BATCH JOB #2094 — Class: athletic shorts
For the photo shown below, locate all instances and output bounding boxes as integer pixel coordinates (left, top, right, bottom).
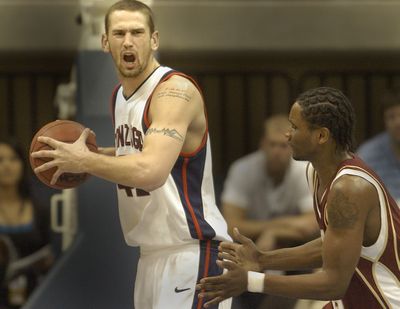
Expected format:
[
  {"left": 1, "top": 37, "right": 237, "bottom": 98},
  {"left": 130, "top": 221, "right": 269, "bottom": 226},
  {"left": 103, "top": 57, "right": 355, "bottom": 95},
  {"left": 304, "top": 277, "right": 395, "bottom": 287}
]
[{"left": 134, "top": 240, "right": 232, "bottom": 309}]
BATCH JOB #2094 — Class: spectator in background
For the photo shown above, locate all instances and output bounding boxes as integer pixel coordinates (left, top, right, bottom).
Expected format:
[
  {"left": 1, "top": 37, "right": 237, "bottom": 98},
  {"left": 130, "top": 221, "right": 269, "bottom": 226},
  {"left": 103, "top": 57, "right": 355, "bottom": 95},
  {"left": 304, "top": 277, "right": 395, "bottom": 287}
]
[
  {"left": 0, "top": 139, "right": 53, "bottom": 309},
  {"left": 221, "top": 115, "right": 318, "bottom": 309},
  {"left": 357, "top": 89, "right": 400, "bottom": 204}
]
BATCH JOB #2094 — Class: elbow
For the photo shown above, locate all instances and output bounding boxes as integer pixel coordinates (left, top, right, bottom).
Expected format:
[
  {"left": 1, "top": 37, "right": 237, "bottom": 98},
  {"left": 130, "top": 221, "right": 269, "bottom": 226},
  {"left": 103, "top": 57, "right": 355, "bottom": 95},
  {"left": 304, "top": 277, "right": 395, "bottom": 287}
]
[
  {"left": 132, "top": 162, "right": 169, "bottom": 192},
  {"left": 317, "top": 276, "right": 350, "bottom": 300},
  {"left": 320, "top": 287, "right": 347, "bottom": 301},
  {"left": 141, "top": 177, "right": 167, "bottom": 192}
]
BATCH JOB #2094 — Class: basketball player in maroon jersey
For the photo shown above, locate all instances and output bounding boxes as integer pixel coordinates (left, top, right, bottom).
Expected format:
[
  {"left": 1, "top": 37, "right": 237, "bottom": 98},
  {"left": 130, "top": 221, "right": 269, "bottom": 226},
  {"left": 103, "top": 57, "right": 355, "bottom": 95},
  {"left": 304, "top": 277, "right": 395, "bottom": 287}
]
[{"left": 197, "top": 87, "right": 400, "bottom": 309}]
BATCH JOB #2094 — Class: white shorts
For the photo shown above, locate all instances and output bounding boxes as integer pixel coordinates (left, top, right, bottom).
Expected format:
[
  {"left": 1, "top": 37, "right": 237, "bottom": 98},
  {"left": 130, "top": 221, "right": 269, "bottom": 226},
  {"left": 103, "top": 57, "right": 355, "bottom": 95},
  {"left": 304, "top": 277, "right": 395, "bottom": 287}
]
[{"left": 134, "top": 240, "right": 232, "bottom": 309}]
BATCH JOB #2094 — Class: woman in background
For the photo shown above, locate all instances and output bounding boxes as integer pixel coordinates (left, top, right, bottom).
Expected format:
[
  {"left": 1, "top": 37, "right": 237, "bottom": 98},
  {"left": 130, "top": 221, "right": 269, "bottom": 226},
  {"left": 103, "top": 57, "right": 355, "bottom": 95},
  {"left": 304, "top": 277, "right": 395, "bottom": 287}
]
[{"left": 0, "top": 139, "right": 52, "bottom": 309}]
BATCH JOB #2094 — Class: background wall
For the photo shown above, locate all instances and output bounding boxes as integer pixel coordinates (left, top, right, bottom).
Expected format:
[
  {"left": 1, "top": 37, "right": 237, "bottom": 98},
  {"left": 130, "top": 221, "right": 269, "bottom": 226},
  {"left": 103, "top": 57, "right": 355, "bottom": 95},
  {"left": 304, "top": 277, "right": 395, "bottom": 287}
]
[{"left": 2, "top": 1, "right": 400, "bottom": 177}]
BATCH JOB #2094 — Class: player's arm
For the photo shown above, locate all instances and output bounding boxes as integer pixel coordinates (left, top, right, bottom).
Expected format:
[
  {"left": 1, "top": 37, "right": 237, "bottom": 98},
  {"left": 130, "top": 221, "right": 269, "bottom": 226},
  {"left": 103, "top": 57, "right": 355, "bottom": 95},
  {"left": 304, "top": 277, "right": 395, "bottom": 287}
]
[
  {"left": 217, "top": 228, "right": 322, "bottom": 273},
  {"left": 222, "top": 203, "right": 270, "bottom": 239},
  {"left": 198, "top": 175, "right": 376, "bottom": 305},
  {"left": 224, "top": 204, "right": 317, "bottom": 247},
  {"left": 31, "top": 76, "right": 202, "bottom": 190},
  {"left": 256, "top": 211, "right": 318, "bottom": 249},
  {"left": 258, "top": 175, "right": 374, "bottom": 299}
]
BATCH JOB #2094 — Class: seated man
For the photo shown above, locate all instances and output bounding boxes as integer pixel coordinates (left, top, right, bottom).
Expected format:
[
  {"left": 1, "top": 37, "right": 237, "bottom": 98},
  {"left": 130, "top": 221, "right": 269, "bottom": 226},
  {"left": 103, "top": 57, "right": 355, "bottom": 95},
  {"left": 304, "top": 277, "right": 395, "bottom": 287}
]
[
  {"left": 357, "top": 88, "right": 400, "bottom": 203},
  {"left": 221, "top": 115, "right": 318, "bottom": 309},
  {"left": 221, "top": 115, "right": 317, "bottom": 251}
]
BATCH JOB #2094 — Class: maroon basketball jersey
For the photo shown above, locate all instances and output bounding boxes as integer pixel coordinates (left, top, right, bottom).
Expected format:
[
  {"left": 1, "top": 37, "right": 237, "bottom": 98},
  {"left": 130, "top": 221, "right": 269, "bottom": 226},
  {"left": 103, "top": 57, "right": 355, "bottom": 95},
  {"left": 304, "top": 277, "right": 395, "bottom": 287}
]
[{"left": 306, "top": 156, "right": 400, "bottom": 309}]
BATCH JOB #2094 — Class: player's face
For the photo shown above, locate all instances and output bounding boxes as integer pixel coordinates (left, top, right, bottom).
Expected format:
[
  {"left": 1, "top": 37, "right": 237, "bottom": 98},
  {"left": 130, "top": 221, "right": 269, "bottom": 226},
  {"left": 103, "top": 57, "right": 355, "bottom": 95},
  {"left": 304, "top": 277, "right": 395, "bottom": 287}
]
[
  {"left": 262, "top": 130, "right": 292, "bottom": 173},
  {"left": 286, "top": 102, "right": 319, "bottom": 161},
  {"left": 384, "top": 104, "right": 400, "bottom": 144},
  {"left": 0, "top": 144, "right": 23, "bottom": 187},
  {"left": 102, "top": 10, "right": 159, "bottom": 78}
]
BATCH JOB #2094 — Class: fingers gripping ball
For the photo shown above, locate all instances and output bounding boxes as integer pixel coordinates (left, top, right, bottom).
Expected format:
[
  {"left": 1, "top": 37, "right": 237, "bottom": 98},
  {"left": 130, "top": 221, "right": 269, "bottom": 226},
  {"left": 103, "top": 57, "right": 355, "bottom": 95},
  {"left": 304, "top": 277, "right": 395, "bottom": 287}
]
[{"left": 29, "top": 120, "right": 97, "bottom": 189}]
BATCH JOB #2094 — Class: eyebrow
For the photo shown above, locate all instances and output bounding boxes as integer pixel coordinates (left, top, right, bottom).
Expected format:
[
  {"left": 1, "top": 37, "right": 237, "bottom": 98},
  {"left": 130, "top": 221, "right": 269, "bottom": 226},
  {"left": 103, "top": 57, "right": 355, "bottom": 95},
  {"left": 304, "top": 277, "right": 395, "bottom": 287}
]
[{"left": 112, "top": 27, "right": 145, "bottom": 32}]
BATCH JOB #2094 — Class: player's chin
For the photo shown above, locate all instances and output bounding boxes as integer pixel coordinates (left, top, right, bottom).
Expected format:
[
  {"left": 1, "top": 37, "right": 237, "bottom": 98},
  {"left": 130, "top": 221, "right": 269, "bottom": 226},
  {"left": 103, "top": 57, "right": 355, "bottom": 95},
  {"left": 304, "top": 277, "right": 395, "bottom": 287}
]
[
  {"left": 291, "top": 152, "right": 306, "bottom": 161},
  {"left": 120, "top": 67, "right": 140, "bottom": 78}
]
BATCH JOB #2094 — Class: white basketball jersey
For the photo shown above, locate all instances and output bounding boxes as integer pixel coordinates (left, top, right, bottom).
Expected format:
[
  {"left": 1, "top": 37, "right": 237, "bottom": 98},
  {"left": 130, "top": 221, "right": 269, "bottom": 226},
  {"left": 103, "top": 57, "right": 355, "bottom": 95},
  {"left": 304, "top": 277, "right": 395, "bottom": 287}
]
[{"left": 111, "top": 66, "right": 231, "bottom": 249}]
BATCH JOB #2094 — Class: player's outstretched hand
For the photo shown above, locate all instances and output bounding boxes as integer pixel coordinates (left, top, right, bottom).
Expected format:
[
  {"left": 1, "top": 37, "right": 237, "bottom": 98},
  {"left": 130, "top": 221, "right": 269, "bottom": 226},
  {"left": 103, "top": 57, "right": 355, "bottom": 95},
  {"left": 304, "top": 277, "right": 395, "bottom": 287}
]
[
  {"left": 196, "top": 259, "right": 247, "bottom": 308},
  {"left": 219, "top": 227, "right": 263, "bottom": 272}
]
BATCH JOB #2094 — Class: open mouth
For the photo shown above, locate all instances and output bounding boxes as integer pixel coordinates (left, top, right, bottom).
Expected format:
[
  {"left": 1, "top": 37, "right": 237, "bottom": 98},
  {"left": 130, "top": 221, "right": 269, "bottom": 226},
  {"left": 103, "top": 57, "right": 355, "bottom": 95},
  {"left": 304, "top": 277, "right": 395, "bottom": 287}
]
[{"left": 122, "top": 52, "right": 136, "bottom": 64}]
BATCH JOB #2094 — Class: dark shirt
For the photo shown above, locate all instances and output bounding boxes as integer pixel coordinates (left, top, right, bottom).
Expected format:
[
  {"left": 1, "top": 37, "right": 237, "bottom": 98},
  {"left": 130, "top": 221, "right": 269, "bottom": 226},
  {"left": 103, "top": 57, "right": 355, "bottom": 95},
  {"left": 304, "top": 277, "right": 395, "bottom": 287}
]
[{"left": 0, "top": 200, "right": 49, "bottom": 308}]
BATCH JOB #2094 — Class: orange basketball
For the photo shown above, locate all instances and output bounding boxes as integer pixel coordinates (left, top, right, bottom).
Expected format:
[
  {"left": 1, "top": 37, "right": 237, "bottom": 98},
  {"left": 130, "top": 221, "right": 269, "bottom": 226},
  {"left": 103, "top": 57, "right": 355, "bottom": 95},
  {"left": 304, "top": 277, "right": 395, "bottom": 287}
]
[{"left": 29, "top": 120, "right": 97, "bottom": 189}]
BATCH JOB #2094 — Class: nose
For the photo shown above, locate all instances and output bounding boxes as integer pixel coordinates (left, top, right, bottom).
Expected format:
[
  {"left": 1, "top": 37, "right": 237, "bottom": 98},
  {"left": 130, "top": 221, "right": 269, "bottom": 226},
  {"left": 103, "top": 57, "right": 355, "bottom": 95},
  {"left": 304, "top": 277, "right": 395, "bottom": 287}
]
[{"left": 123, "top": 33, "right": 134, "bottom": 49}]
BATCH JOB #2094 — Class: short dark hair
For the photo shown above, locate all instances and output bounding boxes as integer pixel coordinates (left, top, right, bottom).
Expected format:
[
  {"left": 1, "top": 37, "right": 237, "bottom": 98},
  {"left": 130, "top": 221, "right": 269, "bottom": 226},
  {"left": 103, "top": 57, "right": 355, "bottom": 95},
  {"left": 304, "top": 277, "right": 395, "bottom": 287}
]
[
  {"left": 104, "top": 0, "right": 155, "bottom": 34},
  {"left": 381, "top": 88, "right": 400, "bottom": 112},
  {"left": 0, "top": 138, "right": 31, "bottom": 199},
  {"left": 296, "top": 87, "right": 355, "bottom": 152}
]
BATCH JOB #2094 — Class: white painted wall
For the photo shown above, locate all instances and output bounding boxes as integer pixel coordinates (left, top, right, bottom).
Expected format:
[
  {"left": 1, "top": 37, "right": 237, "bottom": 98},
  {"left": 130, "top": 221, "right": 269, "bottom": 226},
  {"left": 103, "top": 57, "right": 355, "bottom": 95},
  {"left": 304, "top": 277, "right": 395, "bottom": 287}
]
[{"left": 0, "top": 0, "right": 400, "bottom": 52}]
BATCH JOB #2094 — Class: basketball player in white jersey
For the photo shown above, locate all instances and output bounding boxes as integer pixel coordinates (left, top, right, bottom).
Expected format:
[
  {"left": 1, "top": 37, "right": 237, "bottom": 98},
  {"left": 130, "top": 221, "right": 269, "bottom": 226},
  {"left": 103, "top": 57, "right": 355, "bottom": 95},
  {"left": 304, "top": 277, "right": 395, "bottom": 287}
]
[
  {"left": 31, "top": 1, "right": 232, "bottom": 308},
  {"left": 197, "top": 87, "right": 400, "bottom": 309}
]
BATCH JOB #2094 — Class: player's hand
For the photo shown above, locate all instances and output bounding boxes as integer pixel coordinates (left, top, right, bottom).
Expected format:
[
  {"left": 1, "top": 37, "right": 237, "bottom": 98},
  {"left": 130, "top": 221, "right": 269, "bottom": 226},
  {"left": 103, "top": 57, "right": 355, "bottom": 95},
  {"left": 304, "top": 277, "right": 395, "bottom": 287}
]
[
  {"left": 31, "top": 128, "right": 92, "bottom": 184},
  {"left": 219, "top": 228, "right": 263, "bottom": 272},
  {"left": 196, "top": 259, "right": 247, "bottom": 308}
]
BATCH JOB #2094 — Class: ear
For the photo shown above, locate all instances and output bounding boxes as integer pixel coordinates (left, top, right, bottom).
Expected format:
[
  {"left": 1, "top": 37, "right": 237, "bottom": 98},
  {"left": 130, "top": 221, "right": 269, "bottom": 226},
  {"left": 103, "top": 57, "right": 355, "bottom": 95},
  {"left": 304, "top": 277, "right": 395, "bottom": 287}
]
[
  {"left": 101, "top": 33, "right": 110, "bottom": 53},
  {"left": 151, "top": 31, "right": 159, "bottom": 51},
  {"left": 317, "top": 127, "right": 330, "bottom": 145}
]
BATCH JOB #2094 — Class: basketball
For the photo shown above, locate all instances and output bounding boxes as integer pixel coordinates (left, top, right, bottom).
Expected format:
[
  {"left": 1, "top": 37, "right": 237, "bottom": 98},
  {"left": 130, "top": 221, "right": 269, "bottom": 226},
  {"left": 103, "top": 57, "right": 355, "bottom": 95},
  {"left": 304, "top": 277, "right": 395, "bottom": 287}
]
[{"left": 29, "top": 120, "right": 97, "bottom": 189}]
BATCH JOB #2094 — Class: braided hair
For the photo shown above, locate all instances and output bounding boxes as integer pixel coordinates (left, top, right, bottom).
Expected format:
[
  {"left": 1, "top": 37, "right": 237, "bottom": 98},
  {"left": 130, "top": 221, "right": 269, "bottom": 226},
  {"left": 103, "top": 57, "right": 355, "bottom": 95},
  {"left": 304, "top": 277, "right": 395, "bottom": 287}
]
[{"left": 296, "top": 87, "right": 355, "bottom": 152}]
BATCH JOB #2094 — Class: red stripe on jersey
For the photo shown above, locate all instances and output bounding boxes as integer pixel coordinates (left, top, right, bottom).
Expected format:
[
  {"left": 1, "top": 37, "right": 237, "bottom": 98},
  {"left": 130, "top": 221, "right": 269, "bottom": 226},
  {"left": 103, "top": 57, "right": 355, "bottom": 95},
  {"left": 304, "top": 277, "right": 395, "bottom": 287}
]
[
  {"left": 182, "top": 157, "right": 204, "bottom": 240},
  {"left": 109, "top": 84, "right": 120, "bottom": 128},
  {"left": 197, "top": 240, "right": 211, "bottom": 309}
]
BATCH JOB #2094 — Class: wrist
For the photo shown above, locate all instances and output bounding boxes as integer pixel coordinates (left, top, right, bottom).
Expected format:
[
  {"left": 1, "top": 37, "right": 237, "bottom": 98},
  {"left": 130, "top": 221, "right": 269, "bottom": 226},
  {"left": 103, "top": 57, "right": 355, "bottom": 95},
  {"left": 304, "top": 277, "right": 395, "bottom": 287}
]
[
  {"left": 255, "top": 249, "right": 264, "bottom": 272},
  {"left": 81, "top": 149, "right": 98, "bottom": 173},
  {"left": 247, "top": 271, "right": 265, "bottom": 293}
]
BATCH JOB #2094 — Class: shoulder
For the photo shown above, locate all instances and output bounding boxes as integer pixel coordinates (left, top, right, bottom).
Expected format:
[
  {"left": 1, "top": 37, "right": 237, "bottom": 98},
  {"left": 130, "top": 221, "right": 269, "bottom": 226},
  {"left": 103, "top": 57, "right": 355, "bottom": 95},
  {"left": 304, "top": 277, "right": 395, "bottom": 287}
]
[
  {"left": 150, "top": 74, "right": 203, "bottom": 112},
  {"left": 226, "top": 151, "right": 264, "bottom": 181},
  {"left": 357, "top": 132, "right": 389, "bottom": 158},
  {"left": 231, "top": 151, "right": 264, "bottom": 171},
  {"left": 156, "top": 73, "right": 201, "bottom": 97},
  {"left": 327, "top": 174, "right": 377, "bottom": 228},
  {"left": 331, "top": 174, "right": 375, "bottom": 196}
]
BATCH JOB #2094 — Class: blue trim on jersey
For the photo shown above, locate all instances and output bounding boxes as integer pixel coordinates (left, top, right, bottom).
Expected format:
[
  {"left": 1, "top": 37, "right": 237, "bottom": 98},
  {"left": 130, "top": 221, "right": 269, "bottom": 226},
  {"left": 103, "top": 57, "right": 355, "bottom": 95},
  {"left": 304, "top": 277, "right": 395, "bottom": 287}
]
[{"left": 171, "top": 145, "right": 216, "bottom": 240}]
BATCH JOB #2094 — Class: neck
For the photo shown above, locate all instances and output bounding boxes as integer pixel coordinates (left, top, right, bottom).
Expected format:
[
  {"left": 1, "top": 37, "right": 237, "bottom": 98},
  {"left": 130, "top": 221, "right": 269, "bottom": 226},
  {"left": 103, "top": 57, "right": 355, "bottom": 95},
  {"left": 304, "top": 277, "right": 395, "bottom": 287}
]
[
  {"left": 311, "top": 150, "right": 352, "bottom": 187},
  {"left": 266, "top": 166, "right": 286, "bottom": 186},
  {"left": 120, "top": 58, "right": 160, "bottom": 98},
  {"left": 0, "top": 186, "right": 20, "bottom": 204}
]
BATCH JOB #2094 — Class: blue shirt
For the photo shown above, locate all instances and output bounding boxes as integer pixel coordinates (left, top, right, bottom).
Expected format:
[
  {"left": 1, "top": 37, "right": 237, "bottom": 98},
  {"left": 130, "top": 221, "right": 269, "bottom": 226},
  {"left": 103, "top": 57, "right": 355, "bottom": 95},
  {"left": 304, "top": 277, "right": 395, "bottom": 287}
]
[{"left": 357, "top": 132, "right": 400, "bottom": 202}]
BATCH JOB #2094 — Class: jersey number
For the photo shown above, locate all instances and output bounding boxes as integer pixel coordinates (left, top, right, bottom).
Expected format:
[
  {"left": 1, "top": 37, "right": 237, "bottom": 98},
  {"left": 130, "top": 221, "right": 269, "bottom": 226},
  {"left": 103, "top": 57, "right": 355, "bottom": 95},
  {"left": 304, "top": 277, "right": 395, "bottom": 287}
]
[{"left": 118, "top": 184, "right": 150, "bottom": 197}]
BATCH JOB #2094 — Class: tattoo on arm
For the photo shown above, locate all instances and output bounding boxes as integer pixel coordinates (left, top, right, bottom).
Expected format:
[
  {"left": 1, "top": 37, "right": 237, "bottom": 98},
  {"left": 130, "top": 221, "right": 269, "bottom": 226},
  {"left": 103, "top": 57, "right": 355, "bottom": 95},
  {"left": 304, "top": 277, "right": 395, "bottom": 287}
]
[
  {"left": 327, "top": 190, "right": 359, "bottom": 229},
  {"left": 146, "top": 128, "right": 184, "bottom": 142},
  {"left": 156, "top": 88, "right": 192, "bottom": 103}
]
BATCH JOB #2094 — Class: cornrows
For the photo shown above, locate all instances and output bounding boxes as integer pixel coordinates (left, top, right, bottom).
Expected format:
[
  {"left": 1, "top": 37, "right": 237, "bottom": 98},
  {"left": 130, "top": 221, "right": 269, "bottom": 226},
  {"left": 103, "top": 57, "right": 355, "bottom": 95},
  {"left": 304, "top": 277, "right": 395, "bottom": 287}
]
[{"left": 296, "top": 87, "right": 355, "bottom": 152}]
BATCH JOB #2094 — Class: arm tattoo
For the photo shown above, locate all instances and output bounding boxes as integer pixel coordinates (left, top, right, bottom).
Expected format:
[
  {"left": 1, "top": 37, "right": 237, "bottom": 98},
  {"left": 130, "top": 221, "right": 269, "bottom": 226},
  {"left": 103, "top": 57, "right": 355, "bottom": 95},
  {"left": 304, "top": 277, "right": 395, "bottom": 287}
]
[
  {"left": 156, "top": 87, "right": 192, "bottom": 103},
  {"left": 327, "top": 190, "right": 359, "bottom": 229},
  {"left": 146, "top": 128, "right": 184, "bottom": 142}
]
